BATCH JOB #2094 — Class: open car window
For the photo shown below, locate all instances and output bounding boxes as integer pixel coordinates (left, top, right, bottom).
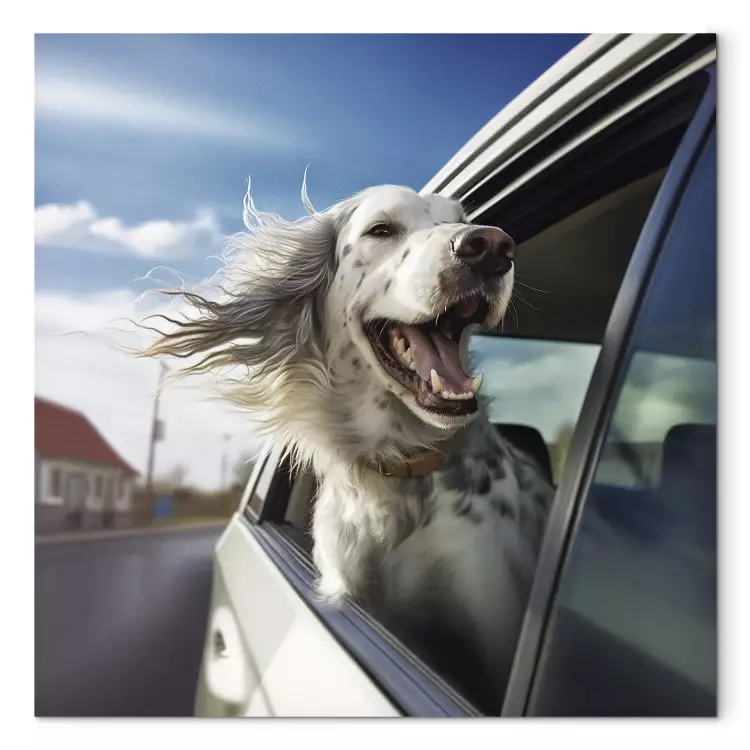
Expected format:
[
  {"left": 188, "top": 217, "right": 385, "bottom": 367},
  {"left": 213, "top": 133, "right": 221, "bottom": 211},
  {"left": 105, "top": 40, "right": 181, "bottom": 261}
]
[{"left": 240, "top": 65, "right": 714, "bottom": 717}]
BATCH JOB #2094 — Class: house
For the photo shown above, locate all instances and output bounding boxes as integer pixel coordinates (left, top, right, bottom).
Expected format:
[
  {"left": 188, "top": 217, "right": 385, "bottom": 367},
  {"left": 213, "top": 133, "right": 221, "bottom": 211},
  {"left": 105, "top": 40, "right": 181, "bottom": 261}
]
[{"left": 35, "top": 397, "right": 139, "bottom": 532}]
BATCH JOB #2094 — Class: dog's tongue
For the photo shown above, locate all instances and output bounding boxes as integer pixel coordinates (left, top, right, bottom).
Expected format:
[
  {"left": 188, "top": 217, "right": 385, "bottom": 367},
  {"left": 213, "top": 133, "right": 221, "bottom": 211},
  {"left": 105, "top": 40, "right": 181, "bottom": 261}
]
[{"left": 402, "top": 325, "right": 474, "bottom": 394}]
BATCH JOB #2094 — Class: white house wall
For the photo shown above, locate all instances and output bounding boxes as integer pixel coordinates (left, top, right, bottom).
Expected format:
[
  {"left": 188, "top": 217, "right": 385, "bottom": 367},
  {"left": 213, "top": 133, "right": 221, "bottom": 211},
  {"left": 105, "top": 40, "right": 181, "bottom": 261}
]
[{"left": 38, "top": 458, "right": 135, "bottom": 513}]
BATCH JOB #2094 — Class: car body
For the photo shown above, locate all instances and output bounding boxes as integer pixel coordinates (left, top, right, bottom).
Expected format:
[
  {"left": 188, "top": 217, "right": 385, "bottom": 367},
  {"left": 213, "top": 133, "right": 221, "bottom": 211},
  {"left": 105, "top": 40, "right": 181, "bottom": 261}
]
[{"left": 194, "top": 33, "right": 717, "bottom": 717}]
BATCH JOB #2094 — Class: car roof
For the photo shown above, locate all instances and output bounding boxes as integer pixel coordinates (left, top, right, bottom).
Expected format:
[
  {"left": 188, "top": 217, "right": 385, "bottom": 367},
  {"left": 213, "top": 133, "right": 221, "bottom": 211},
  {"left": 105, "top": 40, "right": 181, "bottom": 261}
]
[
  {"left": 422, "top": 34, "right": 716, "bottom": 347},
  {"left": 421, "top": 34, "right": 713, "bottom": 204}
]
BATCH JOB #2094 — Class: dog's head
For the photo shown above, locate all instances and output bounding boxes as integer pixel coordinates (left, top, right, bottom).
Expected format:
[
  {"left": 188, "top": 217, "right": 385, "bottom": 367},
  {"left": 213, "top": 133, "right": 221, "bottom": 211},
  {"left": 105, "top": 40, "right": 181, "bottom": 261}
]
[
  {"left": 146, "top": 184, "right": 515, "bottom": 462},
  {"left": 328, "top": 185, "right": 514, "bottom": 430}
]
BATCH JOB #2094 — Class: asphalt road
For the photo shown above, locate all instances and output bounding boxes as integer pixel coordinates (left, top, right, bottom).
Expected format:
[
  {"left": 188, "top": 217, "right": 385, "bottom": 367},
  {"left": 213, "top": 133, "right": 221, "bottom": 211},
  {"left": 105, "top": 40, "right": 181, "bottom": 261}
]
[{"left": 35, "top": 526, "right": 224, "bottom": 717}]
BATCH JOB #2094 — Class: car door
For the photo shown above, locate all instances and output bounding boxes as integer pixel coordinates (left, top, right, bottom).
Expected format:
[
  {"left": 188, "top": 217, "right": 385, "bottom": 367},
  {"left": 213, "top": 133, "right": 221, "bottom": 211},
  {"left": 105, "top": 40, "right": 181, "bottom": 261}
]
[{"left": 194, "top": 443, "right": 401, "bottom": 717}]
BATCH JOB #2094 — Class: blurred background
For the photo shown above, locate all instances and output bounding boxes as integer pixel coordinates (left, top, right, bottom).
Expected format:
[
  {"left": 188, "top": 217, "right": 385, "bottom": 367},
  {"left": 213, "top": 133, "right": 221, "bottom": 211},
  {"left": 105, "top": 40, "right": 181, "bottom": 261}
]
[{"left": 34, "top": 33, "right": 584, "bottom": 716}]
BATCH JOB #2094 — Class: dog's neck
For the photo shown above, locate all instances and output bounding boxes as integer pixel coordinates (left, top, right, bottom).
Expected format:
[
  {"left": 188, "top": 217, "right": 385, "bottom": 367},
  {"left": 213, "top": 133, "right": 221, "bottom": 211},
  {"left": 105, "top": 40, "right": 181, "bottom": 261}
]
[
  {"left": 359, "top": 438, "right": 454, "bottom": 477},
  {"left": 272, "top": 377, "right": 458, "bottom": 480}
]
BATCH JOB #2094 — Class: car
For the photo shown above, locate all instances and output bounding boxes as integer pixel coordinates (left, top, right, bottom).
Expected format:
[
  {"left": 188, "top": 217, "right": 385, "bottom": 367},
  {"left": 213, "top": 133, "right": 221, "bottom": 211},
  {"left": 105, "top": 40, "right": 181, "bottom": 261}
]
[{"left": 193, "top": 32, "right": 717, "bottom": 717}]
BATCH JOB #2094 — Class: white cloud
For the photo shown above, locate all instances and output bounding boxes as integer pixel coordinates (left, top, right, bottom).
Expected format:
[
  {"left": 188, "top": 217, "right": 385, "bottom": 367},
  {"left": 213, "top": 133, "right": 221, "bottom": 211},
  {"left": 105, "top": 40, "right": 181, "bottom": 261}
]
[
  {"left": 35, "top": 288, "right": 264, "bottom": 491},
  {"left": 473, "top": 337, "right": 716, "bottom": 445},
  {"left": 35, "top": 201, "right": 223, "bottom": 259},
  {"left": 35, "top": 73, "right": 309, "bottom": 149},
  {"left": 473, "top": 337, "right": 600, "bottom": 442}
]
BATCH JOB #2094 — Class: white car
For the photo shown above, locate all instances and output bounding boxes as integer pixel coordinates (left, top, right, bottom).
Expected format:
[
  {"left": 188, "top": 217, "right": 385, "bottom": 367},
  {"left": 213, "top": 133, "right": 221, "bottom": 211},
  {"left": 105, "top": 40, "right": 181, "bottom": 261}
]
[{"left": 194, "top": 33, "right": 717, "bottom": 717}]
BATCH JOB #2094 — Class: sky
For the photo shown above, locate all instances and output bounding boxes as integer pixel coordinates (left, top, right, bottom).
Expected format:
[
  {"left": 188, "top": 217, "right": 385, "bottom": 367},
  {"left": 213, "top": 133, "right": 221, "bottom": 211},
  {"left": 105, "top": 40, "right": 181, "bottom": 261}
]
[{"left": 34, "top": 33, "right": 586, "bottom": 490}]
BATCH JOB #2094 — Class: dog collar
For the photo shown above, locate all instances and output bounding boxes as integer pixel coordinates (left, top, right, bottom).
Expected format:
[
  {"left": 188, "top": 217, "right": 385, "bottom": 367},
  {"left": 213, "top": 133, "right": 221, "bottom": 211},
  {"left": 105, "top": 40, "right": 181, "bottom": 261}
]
[{"left": 361, "top": 440, "right": 453, "bottom": 478}]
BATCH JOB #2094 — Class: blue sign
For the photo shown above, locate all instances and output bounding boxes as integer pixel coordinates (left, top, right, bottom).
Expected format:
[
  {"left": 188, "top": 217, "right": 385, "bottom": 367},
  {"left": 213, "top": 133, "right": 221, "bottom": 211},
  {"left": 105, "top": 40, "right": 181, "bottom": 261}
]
[{"left": 153, "top": 494, "right": 173, "bottom": 519}]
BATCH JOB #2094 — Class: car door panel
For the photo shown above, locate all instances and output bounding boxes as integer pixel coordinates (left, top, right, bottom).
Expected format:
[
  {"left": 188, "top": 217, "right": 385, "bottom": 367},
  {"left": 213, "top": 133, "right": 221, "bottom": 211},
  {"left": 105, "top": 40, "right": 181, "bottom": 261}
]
[{"left": 196, "top": 514, "right": 399, "bottom": 717}]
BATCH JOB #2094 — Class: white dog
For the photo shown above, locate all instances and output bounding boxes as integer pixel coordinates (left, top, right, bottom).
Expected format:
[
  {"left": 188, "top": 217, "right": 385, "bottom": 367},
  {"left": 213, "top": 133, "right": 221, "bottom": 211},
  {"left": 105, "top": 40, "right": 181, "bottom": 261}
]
[{"left": 146, "top": 183, "right": 553, "bottom": 713}]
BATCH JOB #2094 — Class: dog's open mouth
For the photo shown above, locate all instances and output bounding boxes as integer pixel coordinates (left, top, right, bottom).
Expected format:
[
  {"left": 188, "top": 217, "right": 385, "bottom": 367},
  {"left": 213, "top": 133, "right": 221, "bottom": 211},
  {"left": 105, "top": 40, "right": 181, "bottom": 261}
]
[{"left": 363, "top": 297, "right": 488, "bottom": 416}]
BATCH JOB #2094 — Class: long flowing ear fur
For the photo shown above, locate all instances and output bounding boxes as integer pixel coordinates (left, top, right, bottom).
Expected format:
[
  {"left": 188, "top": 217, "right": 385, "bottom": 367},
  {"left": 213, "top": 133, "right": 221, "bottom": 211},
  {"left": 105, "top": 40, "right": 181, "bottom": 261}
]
[{"left": 142, "top": 184, "right": 356, "bottom": 428}]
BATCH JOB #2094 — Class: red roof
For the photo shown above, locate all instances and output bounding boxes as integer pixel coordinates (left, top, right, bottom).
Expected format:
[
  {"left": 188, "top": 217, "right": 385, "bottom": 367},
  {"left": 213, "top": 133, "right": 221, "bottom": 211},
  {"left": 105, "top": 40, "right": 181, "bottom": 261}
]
[{"left": 35, "top": 397, "right": 139, "bottom": 476}]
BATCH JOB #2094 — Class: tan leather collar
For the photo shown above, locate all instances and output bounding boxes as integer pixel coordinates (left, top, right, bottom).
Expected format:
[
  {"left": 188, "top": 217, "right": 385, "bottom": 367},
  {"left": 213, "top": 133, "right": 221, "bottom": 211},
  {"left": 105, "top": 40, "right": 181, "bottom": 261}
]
[{"left": 360, "top": 439, "right": 453, "bottom": 478}]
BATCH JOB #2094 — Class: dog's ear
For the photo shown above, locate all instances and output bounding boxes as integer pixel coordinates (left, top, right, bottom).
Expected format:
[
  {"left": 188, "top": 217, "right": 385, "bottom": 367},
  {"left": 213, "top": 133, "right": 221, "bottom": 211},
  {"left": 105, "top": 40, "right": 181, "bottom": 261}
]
[{"left": 144, "top": 192, "right": 353, "bottom": 378}]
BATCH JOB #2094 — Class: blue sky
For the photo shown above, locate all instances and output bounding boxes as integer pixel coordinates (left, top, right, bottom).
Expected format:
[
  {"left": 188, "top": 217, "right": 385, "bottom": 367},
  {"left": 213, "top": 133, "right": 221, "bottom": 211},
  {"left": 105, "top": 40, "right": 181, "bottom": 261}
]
[
  {"left": 34, "top": 33, "right": 585, "bottom": 489},
  {"left": 35, "top": 33, "right": 584, "bottom": 294}
]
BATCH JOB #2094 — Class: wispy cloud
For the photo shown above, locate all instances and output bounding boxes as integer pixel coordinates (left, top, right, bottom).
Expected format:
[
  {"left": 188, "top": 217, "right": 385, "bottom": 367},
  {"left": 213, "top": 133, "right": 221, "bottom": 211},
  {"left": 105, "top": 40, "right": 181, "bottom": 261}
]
[
  {"left": 35, "top": 73, "right": 310, "bottom": 149},
  {"left": 35, "top": 200, "right": 224, "bottom": 259}
]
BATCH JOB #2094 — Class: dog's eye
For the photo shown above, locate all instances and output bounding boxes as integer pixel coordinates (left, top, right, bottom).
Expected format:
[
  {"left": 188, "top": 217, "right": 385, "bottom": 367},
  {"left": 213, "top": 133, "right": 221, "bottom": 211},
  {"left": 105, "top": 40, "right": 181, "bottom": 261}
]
[{"left": 366, "top": 223, "right": 395, "bottom": 238}]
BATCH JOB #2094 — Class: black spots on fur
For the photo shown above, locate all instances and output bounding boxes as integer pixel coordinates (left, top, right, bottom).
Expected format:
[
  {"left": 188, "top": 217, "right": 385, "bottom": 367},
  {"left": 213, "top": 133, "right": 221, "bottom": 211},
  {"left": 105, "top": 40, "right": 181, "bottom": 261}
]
[
  {"left": 375, "top": 396, "right": 389, "bottom": 410},
  {"left": 352, "top": 357, "right": 362, "bottom": 371},
  {"left": 356, "top": 273, "right": 365, "bottom": 291},
  {"left": 452, "top": 493, "right": 482, "bottom": 525},
  {"left": 440, "top": 461, "right": 466, "bottom": 492},
  {"left": 474, "top": 466, "right": 491, "bottom": 494},
  {"left": 492, "top": 459, "right": 507, "bottom": 481},
  {"left": 492, "top": 440, "right": 508, "bottom": 459},
  {"left": 353, "top": 259, "right": 365, "bottom": 269},
  {"left": 491, "top": 496, "right": 516, "bottom": 520},
  {"left": 517, "top": 469, "right": 534, "bottom": 492},
  {"left": 485, "top": 454, "right": 507, "bottom": 480},
  {"left": 384, "top": 279, "right": 392, "bottom": 293},
  {"left": 442, "top": 456, "right": 495, "bottom": 496},
  {"left": 342, "top": 244, "right": 352, "bottom": 258},
  {"left": 400, "top": 248, "right": 411, "bottom": 264}
]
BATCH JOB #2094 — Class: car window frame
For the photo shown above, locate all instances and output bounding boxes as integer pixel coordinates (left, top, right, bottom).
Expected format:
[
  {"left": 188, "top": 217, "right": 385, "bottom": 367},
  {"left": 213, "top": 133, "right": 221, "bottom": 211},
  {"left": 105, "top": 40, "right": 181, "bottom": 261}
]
[
  {"left": 234, "top": 65, "right": 717, "bottom": 718},
  {"left": 501, "top": 64, "right": 717, "bottom": 717},
  {"left": 244, "top": 510, "right": 480, "bottom": 717}
]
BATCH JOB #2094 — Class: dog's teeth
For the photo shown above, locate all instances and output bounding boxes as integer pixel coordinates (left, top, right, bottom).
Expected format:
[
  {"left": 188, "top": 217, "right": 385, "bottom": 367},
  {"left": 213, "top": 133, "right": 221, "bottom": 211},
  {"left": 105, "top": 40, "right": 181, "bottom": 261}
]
[
  {"left": 403, "top": 347, "right": 413, "bottom": 365},
  {"left": 396, "top": 337, "right": 406, "bottom": 355},
  {"left": 472, "top": 373, "right": 484, "bottom": 394},
  {"left": 430, "top": 370, "right": 443, "bottom": 393}
]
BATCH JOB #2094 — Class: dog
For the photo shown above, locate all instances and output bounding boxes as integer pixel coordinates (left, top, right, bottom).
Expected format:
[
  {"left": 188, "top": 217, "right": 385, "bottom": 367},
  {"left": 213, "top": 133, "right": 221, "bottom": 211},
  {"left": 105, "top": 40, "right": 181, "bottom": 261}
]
[{"left": 145, "top": 183, "right": 553, "bottom": 714}]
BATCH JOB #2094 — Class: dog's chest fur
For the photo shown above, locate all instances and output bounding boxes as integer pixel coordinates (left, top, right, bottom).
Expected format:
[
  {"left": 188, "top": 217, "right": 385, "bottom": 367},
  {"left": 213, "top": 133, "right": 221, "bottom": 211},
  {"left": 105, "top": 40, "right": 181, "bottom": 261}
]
[{"left": 311, "top": 414, "right": 553, "bottom": 711}]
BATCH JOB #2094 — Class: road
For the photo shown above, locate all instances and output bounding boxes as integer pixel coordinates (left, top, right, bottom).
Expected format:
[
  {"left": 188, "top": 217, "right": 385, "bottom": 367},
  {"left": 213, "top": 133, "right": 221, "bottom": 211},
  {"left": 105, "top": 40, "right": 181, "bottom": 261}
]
[{"left": 35, "top": 525, "right": 224, "bottom": 717}]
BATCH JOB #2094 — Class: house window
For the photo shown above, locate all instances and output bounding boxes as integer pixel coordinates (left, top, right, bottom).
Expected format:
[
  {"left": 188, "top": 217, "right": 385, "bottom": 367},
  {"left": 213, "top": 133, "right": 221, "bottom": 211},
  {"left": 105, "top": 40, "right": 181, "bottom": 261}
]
[
  {"left": 104, "top": 477, "right": 114, "bottom": 504},
  {"left": 95, "top": 475, "right": 103, "bottom": 498},
  {"left": 50, "top": 468, "right": 62, "bottom": 497},
  {"left": 118, "top": 475, "right": 126, "bottom": 498}
]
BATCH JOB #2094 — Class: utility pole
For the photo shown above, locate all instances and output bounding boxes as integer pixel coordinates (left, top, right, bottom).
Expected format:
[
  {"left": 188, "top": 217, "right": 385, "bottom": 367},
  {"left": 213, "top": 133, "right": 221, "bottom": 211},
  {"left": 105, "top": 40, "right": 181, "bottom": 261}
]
[
  {"left": 220, "top": 433, "right": 230, "bottom": 495},
  {"left": 145, "top": 361, "right": 169, "bottom": 513}
]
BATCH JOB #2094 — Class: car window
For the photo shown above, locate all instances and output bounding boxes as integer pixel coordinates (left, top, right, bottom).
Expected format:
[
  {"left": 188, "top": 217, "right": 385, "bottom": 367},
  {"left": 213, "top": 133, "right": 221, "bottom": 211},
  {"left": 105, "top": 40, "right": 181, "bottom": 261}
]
[
  {"left": 243, "top": 90, "right": 711, "bottom": 717},
  {"left": 529, "top": 128, "right": 716, "bottom": 717},
  {"left": 262, "top": 161, "right": 687, "bottom": 714},
  {"left": 470, "top": 337, "right": 600, "bottom": 483}
]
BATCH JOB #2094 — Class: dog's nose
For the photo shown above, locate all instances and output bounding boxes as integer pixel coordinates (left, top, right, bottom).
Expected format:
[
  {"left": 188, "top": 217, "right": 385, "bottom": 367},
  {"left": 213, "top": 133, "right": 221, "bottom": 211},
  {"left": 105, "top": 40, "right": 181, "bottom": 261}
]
[{"left": 451, "top": 226, "right": 516, "bottom": 278}]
